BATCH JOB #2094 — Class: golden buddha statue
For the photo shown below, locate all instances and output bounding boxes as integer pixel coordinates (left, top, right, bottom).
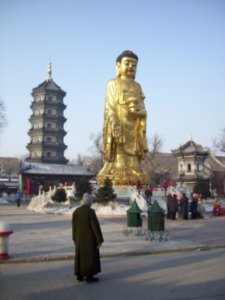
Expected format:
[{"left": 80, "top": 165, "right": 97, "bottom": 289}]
[{"left": 97, "top": 50, "right": 148, "bottom": 186}]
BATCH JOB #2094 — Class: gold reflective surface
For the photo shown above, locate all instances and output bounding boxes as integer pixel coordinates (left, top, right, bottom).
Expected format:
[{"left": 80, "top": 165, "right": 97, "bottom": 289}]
[{"left": 97, "top": 52, "right": 148, "bottom": 186}]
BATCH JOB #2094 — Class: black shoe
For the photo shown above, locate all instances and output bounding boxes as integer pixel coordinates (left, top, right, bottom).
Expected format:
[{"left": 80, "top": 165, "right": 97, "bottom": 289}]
[
  {"left": 76, "top": 276, "right": 84, "bottom": 282},
  {"left": 86, "top": 276, "right": 99, "bottom": 283}
]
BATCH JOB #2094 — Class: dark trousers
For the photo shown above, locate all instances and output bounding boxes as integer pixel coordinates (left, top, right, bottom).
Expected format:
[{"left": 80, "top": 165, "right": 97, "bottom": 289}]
[{"left": 167, "top": 211, "right": 176, "bottom": 220}]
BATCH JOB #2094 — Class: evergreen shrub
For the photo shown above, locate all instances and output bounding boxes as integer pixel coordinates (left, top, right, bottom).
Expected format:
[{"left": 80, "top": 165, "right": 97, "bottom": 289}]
[
  {"left": 95, "top": 177, "right": 117, "bottom": 205},
  {"left": 51, "top": 187, "right": 67, "bottom": 203}
]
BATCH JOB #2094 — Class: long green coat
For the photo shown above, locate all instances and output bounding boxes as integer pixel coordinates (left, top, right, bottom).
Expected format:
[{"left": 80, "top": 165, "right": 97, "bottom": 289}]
[{"left": 72, "top": 205, "right": 104, "bottom": 277}]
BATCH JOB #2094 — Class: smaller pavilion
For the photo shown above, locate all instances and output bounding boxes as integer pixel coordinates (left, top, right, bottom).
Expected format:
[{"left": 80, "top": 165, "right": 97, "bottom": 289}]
[{"left": 172, "top": 137, "right": 210, "bottom": 194}]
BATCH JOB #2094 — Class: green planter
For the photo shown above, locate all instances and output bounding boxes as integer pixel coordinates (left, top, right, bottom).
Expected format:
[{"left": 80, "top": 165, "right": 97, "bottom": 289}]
[
  {"left": 148, "top": 201, "right": 165, "bottom": 231},
  {"left": 127, "top": 200, "right": 142, "bottom": 228}
]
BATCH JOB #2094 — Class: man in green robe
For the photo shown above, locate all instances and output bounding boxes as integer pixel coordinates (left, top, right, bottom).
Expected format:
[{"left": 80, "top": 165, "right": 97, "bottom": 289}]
[{"left": 72, "top": 193, "right": 104, "bottom": 282}]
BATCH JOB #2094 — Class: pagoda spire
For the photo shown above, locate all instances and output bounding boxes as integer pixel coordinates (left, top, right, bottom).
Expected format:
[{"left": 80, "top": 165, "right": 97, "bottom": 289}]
[{"left": 46, "top": 60, "right": 52, "bottom": 81}]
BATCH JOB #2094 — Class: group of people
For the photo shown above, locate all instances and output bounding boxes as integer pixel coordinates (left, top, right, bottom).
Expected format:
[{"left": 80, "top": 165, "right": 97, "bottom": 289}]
[{"left": 167, "top": 192, "right": 203, "bottom": 220}]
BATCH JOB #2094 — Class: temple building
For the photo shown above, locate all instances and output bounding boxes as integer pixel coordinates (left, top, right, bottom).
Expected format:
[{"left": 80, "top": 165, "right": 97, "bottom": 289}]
[
  {"left": 19, "top": 63, "right": 93, "bottom": 196},
  {"left": 171, "top": 137, "right": 225, "bottom": 195},
  {"left": 172, "top": 137, "right": 210, "bottom": 194},
  {"left": 2, "top": 63, "right": 225, "bottom": 197}
]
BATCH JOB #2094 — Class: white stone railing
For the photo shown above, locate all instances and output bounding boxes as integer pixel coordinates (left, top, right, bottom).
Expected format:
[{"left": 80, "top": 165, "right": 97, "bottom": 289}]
[
  {"left": 127, "top": 186, "right": 168, "bottom": 213},
  {"left": 27, "top": 184, "right": 75, "bottom": 211},
  {"left": 128, "top": 186, "right": 148, "bottom": 211},
  {"left": 27, "top": 192, "right": 52, "bottom": 211}
]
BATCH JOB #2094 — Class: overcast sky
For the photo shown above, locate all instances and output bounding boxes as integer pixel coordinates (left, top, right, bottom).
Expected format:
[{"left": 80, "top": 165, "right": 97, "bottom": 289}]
[{"left": 0, "top": 0, "right": 224, "bottom": 160}]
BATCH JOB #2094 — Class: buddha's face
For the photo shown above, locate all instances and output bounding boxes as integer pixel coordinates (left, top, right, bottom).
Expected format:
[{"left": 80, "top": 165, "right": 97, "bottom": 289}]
[{"left": 117, "top": 57, "right": 137, "bottom": 79}]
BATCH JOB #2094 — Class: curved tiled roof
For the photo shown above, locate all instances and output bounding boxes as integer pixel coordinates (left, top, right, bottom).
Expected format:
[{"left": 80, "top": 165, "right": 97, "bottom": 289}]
[
  {"left": 20, "top": 161, "right": 93, "bottom": 176},
  {"left": 172, "top": 140, "right": 209, "bottom": 156},
  {"left": 32, "top": 79, "right": 66, "bottom": 96}
]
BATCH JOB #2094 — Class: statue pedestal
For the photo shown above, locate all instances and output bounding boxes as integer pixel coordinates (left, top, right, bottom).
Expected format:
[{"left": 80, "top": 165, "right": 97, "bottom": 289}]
[{"left": 113, "top": 185, "right": 130, "bottom": 201}]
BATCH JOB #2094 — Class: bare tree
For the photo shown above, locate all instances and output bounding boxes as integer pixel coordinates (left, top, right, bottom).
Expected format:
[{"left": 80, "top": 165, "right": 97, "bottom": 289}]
[
  {"left": 70, "top": 133, "right": 104, "bottom": 175},
  {"left": 0, "top": 98, "right": 7, "bottom": 132},
  {"left": 88, "top": 133, "right": 103, "bottom": 173},
  {"left": 146, "top": 133, "right": 163, "bottom": 162},
  {"left": 143, "top": 133, "right": 163, "bottom": 182},
  {"left": 70, "top": 153, "right": 86, "bottom": 166},
  {"left": 83, "top": 155, "right": 103, "bottom": 174},
  {"left": 143, "top": 133, "right": 176, "bottom": 185},
  {"left": 0, "top": 157, "right": 20, "bottom": 181},
  {"left": 213, "top": 128, "right": 225, "bottom": 153},
  {"left": 89, "top": 133, "right": 103, "bottom": 159}
]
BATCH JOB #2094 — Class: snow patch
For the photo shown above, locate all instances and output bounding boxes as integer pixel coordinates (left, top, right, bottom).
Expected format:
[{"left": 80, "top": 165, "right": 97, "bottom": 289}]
[{"left": 0, "top": 197, "right": 9, "bottom": 204}]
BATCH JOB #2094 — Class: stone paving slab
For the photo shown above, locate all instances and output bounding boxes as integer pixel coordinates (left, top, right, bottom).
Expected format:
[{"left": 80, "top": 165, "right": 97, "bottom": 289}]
[{"left": 0, "top": 204, "right": 225, "bottom": 263}]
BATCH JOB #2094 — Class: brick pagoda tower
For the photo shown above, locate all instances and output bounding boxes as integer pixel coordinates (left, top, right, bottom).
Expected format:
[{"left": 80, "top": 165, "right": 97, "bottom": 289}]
[{"left": 26, "top": 62, "right": 68, "bottom": 164}]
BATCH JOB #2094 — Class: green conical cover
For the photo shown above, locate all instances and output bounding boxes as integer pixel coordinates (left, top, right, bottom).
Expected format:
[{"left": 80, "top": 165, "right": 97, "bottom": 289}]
[
  {"left": 148, "top": 200, "right": 165, "bottom": 213},
  {"left": 127, "top": 200, "right": 142, "bottom": 213}
]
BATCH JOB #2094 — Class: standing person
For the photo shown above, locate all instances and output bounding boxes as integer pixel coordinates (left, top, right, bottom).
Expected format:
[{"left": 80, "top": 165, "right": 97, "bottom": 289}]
[
  {"left": 72, "top": 193, "right": 104, "bottom": 283},
  {"left": 166, "top": 192, "right": 173, "bottom": 219},
  {"left": 145, "top": 185, "right": 153, "bottom": 205},
  {"left": 180, "top": 193, "right": 189, "bottom": 220},
  {"left": 167, "top": 194, "right": 178, "bottom": 220},
  {"left": 15, "top": 190, "right": 21, "bottom": 207},
  {"left": 196, "top": 193, "right": 204, "bottom": 218},
  {"left": 212, "top": 199, "right": 221, "bottom": 216},
  {"left": 136, "top": 180, "right": 142, "bottom": 195},
  {"left": 190, "top": 193, "right": 198, "bottom": 219}
]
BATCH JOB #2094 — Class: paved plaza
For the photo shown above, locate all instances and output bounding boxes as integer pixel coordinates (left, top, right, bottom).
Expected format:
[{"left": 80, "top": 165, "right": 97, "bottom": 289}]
[{"left": 0, "top": 204, "right": 225, "bottom": 299}]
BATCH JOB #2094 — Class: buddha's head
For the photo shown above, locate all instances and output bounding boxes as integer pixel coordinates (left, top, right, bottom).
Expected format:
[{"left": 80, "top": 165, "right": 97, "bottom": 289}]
[{"left": 116, "top": 50, "right": 138, "bottom": 79}]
